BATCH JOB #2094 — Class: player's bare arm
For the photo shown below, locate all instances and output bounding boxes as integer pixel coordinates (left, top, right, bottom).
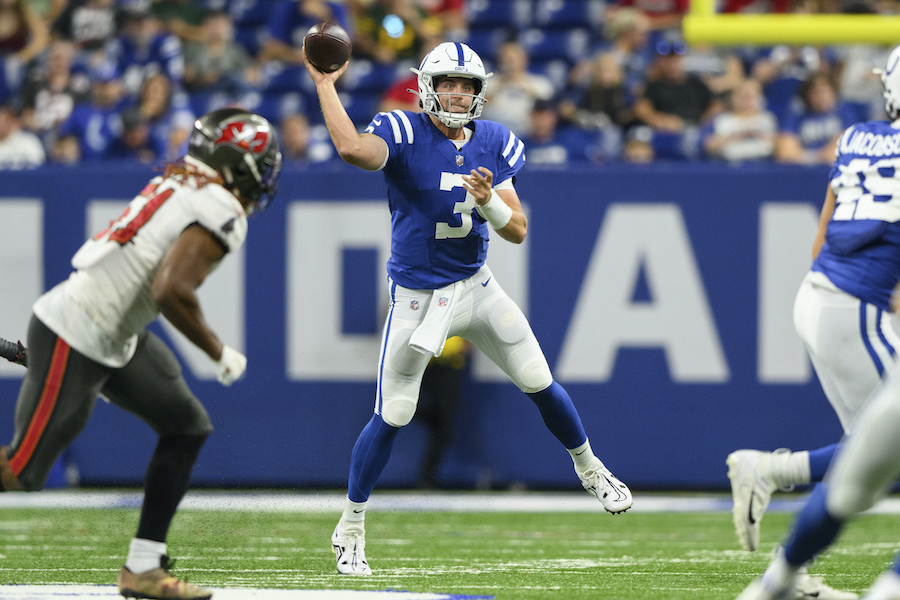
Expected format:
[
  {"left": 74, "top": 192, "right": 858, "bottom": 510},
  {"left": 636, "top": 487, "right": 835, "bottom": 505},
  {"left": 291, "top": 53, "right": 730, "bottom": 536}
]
[
  {"left": 462, "top": 166, "right": 527, "bottom": 244},
  {"left": 152, "top": 224, "right": 227, "bottom": 361},
  {"left": 302, "top": 47, "right": 388, "bottom": 171},
  {"left": 812, "top": 186, "right": 836, "bottom": 260}
]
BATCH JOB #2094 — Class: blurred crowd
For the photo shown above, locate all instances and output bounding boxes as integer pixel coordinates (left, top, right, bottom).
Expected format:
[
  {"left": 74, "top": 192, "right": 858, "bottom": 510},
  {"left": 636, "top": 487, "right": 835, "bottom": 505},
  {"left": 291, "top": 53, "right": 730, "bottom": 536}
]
[{"left": 0, "top": 0, "right": 896, "bottom": 169}]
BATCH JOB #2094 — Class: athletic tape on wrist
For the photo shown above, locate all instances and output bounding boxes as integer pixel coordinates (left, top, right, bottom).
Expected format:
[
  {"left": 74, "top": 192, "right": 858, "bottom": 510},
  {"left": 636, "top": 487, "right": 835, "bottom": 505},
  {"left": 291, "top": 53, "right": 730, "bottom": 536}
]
[{"left": 476, "top": 189, "right": 513, "bottom": 230}]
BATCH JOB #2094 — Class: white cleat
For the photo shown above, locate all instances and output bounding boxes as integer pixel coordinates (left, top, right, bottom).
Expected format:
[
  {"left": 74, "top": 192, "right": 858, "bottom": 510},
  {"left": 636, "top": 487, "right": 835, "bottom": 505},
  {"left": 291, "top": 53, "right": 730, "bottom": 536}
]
[
  {"left": 736, "top": 578, "right": 787, "bottom": 600},
  {"left": 727, "top": 449, "right": 778, "bottom": 551},
  {"left": 861, "top": 571, "right": 900, "bottom": 600},
  {"left": 331, "top": 521, "right": 372, "bottom": 576},
  {"left": 791, "top": 569, "right": 858, "bottom": 600},
  {"left": 579, "top": 459, "right": 632, "bottom": 514}
]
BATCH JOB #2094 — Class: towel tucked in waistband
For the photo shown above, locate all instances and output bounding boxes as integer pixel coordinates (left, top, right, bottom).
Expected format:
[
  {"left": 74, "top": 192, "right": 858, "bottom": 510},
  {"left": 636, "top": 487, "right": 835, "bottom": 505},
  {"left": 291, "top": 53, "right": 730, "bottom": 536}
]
[{"left": 408, "top": 281, "right": 460, "bottom": 357}]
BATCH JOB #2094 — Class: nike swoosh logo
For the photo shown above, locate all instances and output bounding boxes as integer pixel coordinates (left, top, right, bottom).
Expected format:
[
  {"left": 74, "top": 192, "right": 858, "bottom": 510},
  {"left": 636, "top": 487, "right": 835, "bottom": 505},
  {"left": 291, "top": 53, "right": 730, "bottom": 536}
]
[
  {"left": 574, "top": 449, "right": 587, "bottom": 456},
  {"left": 482, "top": 277, "right": 491, "bottom": 287},
  {"left": 748, "top": 493, "right": 757, "bottom": 525},
  {"left": 353, "top": 509, "right": 365, "bottom": 513},
  {"left": 372, "top": 118, "right": 382, "bottom": 126}
]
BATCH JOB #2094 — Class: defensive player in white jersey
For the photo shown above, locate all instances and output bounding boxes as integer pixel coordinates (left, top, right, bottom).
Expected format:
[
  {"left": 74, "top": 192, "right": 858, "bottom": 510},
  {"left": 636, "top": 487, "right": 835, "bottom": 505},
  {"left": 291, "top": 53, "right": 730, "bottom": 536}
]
[
  {"left": 736, "top": 44, "right": 900, "bottom": 600},
  {"left": 0, "top": 108, "right": 282, "bottom": 600},
  {"left": 303, "top": 40, "right": 633, "bottom": 576}
]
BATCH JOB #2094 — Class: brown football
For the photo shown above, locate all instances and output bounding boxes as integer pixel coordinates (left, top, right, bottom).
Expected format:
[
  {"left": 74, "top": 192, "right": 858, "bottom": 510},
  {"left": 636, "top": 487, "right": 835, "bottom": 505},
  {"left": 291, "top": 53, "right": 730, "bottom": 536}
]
[{"left": 304, "top": 22, "right": 352, "bottom": 73}]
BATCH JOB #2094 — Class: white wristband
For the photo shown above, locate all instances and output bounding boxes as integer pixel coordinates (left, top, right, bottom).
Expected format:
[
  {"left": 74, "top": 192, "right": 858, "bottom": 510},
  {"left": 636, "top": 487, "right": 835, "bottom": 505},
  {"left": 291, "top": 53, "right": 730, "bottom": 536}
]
[
  {"left": 214, "top": 345, "right": 247, "bottom": 386},
  {"left": 475, "top": 189, "right": 513, "bottom": 230}
]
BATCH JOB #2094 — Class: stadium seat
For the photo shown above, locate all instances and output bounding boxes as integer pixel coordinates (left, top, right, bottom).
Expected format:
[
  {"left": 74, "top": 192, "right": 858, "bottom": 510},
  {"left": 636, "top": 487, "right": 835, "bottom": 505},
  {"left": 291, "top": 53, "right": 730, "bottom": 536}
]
[
  {"left": 517, "top": 28, "right": 592, "bottom": 62},
  {"left": 533, "top": 0, "right": 605, "bottom": 29},
  {"left": 467, "top": 0, "right": 532, "bottom": 28},
  {"left": 461, "top": 27, "right": 509, "bottom": 64},
  {"left": 341, "top": 60, "right": 403, "bottom": 94},
  {"left": 227, "top": 0, "right": 276, "bottom": 26},
  {"left": 263, "top": 64, "right": 314, "bottom": 93}
]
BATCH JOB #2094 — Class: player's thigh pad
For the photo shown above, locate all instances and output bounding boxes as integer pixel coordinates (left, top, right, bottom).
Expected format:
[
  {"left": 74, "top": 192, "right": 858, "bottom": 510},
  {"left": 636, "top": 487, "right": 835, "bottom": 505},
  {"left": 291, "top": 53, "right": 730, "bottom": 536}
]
[
  {"left": 471, "top": 290, "right": 551, "bottom": 393},
  {"left": 826, "top": 369, "right": 900, "bottom": 518},
  {"left": 377, "top": 288, "right": 432, "bottom": 427},
  {"left": 102, "top": 331, "right": 213, "bottom": 437}
]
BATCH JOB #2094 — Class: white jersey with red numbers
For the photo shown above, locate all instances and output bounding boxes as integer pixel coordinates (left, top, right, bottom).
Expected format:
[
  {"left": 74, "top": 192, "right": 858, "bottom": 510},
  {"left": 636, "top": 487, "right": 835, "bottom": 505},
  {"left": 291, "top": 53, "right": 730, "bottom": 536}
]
[{"left": 33, "top": 172, "right": 248, "bottom": 367}]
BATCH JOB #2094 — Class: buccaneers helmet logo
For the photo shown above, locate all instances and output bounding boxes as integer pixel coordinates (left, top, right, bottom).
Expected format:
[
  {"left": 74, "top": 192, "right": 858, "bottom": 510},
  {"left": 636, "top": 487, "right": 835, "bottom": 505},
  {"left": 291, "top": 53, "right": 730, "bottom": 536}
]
[{"left": 215, "top": 120, "right": 269, "bottom": 154}]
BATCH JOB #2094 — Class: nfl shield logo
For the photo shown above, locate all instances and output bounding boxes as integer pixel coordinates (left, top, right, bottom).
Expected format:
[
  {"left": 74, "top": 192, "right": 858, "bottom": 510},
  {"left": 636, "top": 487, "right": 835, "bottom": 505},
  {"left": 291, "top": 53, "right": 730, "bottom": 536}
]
[
  {"left": 439, "top": 296, "right": 449, "bottom": 307},
  {"left": 456, "top": 155, "right": 464, "bottom": 166},
  {"left": 410, "top": 300, "right": 419, "bottom": 310}
]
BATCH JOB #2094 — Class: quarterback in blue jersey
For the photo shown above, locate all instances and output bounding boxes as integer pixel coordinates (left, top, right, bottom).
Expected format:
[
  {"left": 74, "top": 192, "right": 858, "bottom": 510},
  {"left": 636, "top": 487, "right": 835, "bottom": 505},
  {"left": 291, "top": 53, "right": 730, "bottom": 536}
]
[
  {"left": 735, "top": 44, "right": 900, "bottom": 600},
  {"left": 303, "top": 41, "right": 633, "bottom": 575}
]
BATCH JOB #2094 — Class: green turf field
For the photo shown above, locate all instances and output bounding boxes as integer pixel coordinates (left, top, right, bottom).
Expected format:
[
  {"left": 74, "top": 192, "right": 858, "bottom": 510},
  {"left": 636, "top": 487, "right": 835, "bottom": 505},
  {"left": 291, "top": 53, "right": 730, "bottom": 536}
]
[{"left": 2, "top": 502, "right": 899, "bottom": 599}]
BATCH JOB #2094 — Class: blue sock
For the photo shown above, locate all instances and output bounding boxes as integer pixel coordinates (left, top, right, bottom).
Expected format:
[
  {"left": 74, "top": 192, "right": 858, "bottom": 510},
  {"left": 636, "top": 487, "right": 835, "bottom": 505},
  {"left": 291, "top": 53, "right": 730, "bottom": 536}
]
[
  {"left": 808, "top": 444, "right": 841, "bottom": 481},
  {"left": 347, "top": 414, "right": 400, "bottom": 503},
  {"left": 783, "top": 483, "right": 845, "bottom": 566},
  {"left": 526, "top": 381, "right": 587, "bottom": 450}
]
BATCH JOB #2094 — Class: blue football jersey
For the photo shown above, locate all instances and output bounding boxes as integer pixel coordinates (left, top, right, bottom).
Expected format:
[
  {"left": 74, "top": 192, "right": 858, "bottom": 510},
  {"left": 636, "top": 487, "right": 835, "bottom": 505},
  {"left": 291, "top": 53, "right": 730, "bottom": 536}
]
[
  {"left": 813, "top": 120, "right": 900, "bottom": 310},
  {"left": 365, "top": 110, "right": 526, "bottom": 289}
]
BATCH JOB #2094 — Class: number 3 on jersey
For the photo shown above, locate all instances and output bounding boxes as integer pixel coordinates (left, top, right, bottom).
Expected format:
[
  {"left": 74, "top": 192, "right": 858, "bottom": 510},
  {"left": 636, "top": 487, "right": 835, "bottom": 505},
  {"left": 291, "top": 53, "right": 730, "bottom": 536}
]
[{"left": 435, "top": 172, "right": 476, "bottom": 239}]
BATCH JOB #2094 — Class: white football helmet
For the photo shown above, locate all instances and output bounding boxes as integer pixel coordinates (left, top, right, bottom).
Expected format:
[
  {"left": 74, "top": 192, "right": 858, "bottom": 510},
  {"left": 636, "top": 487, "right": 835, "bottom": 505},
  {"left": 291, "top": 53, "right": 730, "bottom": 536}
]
[
  {"left": 874, "top": 43, "right": 900, "bottom": 120},
  {"left": 411, "top": 42, "right": 493, "bottom": 129}
]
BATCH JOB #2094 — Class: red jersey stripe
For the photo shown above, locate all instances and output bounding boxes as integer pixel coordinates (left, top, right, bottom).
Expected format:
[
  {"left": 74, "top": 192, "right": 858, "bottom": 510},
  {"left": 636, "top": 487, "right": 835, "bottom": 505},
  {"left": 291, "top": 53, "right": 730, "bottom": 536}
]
[{"left": 9, "top": 338, "right": 70, "bottom": 475}]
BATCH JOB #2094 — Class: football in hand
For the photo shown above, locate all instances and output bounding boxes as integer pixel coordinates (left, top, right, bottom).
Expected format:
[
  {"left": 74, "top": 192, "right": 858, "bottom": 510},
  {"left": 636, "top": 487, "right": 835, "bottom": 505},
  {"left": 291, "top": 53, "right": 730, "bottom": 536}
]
[{"left": 304, "top": 22, "right": 352, "bottom": 73}]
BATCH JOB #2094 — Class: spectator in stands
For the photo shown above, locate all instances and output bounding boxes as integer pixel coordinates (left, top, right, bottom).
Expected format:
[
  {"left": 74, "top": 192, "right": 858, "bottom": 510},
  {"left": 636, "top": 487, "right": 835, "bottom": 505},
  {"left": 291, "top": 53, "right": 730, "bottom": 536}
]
[
  {"left": 621, "top": 124, "right": 654, "bottom": 162},
  {"left": 833, "top": 2, "right": 892, "bottom": 122},
  {"left": 610, "top": 0, "right": 688, "bottom": 33},
  {"left": 775, "top": 71, "right": 855, "bottom": 165},
  {"left": 0, "top": 101, "right": 45, "bottom": 168},
  {"left": 259, "top": 0, "right": 350, "bottom": 67},
  {"left": 30, "top": 0, "right": 67, "bottom": 25},
  {"left": 571, "top": 7, "right": 650, "bottom": 103},
  {"left": 351, "top": 0, "right": 441, "bottom": 65},
  {"left": 684, "top": 44, "right": 746, "bottom": 102},
  {"left": 521, "top": 98, "right": 616, "bottom": 165},
  {"left": 52, "top": 60, "right": 126, "bottom": 162},
  {"left": 107, "top": 105, "right": 155, "bottom": 162},
  {"left": 0, "top": 0, "right": 50, "bottom": 101},
  {"left": 129, "top": 72, "right": 194, "bottom": 161},
  {"left": 51, "top": 0, "right": 118, "bottom": 66},
  {"left": 183, "top": 10, "right": 260, "bottom": 94},
  {"left": 19, "top": 39, "right": 90, "bottom": 153},
  {"left": 107, "top": 5, "right": 185, "bottom": 99},
  {"left": 417, "top": 0, "right": 466, "bottom": 40},
  {"left": 702, "top": 78, "right": 777, "bottom": 163},
  {"left": 150, "top": 0, "right": 207, "bottom": 45},
  {"left": 559, "top": 51, "right": 633, "bottom": 133},
  {"left": 633, "top": 37, "right": 721, "bottom": 159},
  {"left": 279, "top": 112, "right": 335, "bottom": 164},
  {"left": 750, "top": 44, "right": 837, "bottom": 124},
  {"left": 379, "top": 69, "right": 420, "bottom": 112},
  {"left": 482, "top": 40, "right": 555, "bottom": 137}
]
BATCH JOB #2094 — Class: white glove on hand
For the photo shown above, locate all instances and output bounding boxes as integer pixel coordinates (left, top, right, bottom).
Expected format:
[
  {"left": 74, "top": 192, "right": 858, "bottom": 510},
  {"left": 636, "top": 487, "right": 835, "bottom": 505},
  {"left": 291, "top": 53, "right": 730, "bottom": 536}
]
[{"left": 214, "top": 345, "right": 247, "bottom": 386}]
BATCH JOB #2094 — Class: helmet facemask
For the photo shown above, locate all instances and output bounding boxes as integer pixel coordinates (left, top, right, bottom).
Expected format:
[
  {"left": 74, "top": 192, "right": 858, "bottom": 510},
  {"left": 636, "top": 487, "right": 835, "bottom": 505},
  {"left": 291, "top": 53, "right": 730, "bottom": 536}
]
[{"left": 411, "top": 42, "right": 492, "bottom": 129}]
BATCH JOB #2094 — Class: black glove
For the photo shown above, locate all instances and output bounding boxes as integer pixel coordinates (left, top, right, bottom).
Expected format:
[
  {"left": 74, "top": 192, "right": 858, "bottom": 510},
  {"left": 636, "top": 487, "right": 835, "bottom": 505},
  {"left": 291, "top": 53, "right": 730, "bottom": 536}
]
[{"left": 0, "top": 338, "right": 27, "bottom": 367}]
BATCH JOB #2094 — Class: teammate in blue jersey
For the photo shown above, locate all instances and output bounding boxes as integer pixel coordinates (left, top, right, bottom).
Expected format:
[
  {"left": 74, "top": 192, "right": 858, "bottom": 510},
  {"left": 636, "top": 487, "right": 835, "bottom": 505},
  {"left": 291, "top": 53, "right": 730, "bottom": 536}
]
[
  {"left": 303, "top": 40, "right": 633, "bottom": 576},
  {"left": 735, "top": 44, "right": 900, "bottom": 600}
]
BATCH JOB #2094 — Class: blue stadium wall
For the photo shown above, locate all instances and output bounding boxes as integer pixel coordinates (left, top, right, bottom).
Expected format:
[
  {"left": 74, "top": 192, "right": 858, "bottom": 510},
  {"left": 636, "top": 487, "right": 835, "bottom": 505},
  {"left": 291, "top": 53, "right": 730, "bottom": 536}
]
[{"left": 0, "top": 162, "right": 842, "bottom": 490}]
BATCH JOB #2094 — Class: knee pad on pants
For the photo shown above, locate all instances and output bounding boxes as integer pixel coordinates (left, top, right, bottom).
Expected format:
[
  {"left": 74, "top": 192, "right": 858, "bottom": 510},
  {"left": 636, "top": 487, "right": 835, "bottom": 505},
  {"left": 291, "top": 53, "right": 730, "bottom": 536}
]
[{"left": 379, "top": 378, "right": 420, "bottom": 427}]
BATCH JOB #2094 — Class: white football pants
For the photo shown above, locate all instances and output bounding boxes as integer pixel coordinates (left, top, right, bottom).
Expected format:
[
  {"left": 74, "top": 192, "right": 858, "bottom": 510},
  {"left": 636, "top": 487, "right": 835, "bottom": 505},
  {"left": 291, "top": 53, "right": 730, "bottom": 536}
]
[
  {"left": 375, "top": 265, "right": 553, "bottom": 427},
  {"left": 793, "top": 271, "right": 900, "bottom": 434}
]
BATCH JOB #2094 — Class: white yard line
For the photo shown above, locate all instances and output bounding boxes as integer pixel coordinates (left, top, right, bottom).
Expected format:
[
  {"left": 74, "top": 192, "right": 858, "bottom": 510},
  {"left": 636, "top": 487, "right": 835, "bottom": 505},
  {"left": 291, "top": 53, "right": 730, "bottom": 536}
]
[{"left": 0, "top": 586, "right": 489, "bottom": 599}]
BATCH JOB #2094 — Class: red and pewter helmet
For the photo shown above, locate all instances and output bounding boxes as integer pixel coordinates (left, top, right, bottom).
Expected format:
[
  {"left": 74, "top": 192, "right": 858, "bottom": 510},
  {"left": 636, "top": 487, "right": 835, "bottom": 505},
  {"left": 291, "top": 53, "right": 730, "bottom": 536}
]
[{"left": 188, "top": 108, "right": 283, "bottom": 213}]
